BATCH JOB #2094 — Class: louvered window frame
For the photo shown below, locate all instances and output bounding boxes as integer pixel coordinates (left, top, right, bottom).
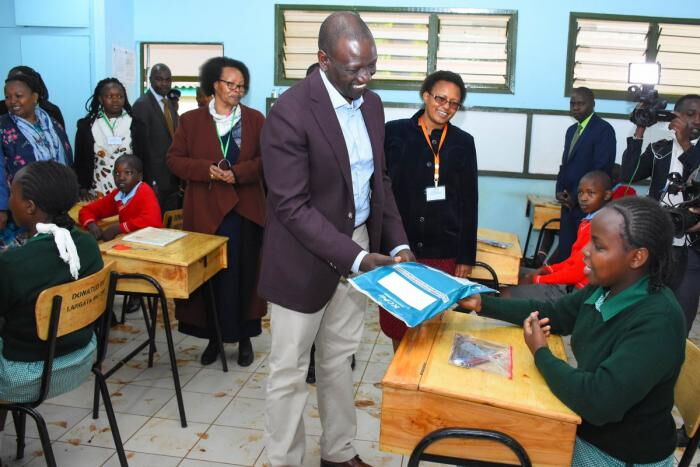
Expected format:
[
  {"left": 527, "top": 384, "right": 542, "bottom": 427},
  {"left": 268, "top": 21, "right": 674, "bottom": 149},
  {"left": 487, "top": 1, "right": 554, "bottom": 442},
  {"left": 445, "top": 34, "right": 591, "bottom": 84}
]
[
  {"left": 139, "top": 42, "right": 224, "bottom": 92},
  {"left": 274, "top": 5, "right": 518, "bottom": 93},
  {"left": 565, "top": 12, "right": 700, "bottom": 100}
]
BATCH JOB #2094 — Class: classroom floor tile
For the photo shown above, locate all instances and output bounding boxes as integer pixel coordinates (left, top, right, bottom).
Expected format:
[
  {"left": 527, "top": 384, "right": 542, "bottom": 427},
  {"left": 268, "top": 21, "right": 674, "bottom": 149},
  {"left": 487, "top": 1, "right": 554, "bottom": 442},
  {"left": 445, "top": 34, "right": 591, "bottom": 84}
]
[
  {"left": 59, "top": 410, "right": 149, "bottom": 449},
  {"left": 122, "top": 417, "right": 209, "bottom": 457},
  {"left": 2, "top": 300, "right": 699, "bottom": 466},
  {"left": 187, "top": 425, "right": 265, "bottom": 465}
]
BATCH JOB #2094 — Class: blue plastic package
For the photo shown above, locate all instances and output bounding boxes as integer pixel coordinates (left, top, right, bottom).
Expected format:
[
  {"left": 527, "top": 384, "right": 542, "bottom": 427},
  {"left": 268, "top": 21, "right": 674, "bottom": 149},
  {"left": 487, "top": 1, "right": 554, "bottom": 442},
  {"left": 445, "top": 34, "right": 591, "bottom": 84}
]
[{"left": 348, "top": 262, "right": 496, "bottom": 328}]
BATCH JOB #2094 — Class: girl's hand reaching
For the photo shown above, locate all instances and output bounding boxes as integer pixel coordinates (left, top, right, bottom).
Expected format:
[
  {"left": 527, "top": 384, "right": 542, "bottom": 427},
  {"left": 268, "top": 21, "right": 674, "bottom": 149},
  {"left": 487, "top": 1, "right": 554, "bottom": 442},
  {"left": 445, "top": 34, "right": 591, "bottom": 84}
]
[{"left": 457, "top": 294, "right": 482, "bottom": 313}]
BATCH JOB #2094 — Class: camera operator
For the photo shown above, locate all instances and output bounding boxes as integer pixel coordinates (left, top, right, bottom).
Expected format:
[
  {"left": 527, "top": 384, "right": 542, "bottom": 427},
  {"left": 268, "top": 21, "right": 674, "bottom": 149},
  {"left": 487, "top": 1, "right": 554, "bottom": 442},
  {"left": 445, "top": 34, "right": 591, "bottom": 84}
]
[{"left": 621, "top": 94, "right": 700, "bottom": 333}]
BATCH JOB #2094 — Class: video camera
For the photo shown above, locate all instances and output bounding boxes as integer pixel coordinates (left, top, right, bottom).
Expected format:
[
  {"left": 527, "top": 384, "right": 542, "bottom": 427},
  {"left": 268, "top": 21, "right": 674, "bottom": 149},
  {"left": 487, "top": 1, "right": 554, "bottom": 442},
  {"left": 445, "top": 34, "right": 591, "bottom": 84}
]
[
  {"left": 627, "top": 63, "right": 676, "bottom": 128},
  {"left": 664, "top": 166, "right": 700, "bottom": 238}
]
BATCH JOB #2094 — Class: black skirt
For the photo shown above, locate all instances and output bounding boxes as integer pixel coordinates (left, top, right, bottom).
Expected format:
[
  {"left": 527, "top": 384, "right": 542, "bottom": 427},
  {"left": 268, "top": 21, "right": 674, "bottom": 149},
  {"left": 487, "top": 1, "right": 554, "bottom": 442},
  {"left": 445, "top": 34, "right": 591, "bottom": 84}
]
[{"left": 178, "top": 209, "right": 262, "bottom": 342}]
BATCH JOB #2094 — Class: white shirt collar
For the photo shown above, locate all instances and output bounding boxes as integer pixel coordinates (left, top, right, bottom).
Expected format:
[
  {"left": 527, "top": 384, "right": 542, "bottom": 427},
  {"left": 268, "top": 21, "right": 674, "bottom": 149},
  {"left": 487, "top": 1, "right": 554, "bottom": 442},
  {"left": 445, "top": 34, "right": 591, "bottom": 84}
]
[
  {"left": 319, "top": 69, "right": 363, "bottom": 111},
  {"left": 149, "top": 85, "right": 165, "bottom": 102},
  {"left": 115, "top": 181, "right": 142, "bottom": 204}
]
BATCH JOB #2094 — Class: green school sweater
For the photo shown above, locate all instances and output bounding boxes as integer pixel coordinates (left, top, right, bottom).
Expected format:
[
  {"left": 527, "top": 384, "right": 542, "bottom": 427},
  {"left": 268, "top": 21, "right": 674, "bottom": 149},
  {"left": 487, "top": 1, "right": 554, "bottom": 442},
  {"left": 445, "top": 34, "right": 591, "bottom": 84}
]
[
  {"left": 480, "top": 277, "right": 685, "bottom": 464},
  {"left": 0, "top": 228, "right": 103, "bottom": 362}
]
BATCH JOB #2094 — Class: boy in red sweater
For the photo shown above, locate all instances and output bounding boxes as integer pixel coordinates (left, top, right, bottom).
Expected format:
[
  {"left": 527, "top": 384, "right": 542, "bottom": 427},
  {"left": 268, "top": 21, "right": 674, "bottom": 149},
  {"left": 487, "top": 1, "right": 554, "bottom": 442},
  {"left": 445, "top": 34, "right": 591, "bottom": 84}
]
[
  {"left": 503, "top": 170, "right": 612, "bottom": 300},
  {"left": 79, "top": 154, "right": 162, "bottom": 241},
  {"left": 611, "top": 163, "right": 637, "bottom": 200}
]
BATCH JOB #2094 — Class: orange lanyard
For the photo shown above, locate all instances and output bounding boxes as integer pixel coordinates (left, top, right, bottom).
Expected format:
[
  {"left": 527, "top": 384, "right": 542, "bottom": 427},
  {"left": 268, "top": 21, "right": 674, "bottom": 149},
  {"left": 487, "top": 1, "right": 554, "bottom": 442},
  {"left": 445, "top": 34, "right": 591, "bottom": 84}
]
[{"left": 418, "top": 116, "right": 448, "bottom": 187}]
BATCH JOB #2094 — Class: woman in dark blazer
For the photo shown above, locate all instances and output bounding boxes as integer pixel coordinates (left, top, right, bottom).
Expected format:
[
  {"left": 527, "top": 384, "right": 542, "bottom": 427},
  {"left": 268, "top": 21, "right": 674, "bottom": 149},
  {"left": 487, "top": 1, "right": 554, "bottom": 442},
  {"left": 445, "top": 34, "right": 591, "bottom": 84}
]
[
  {"left": 381, "top": 70, "right": 479, "bottom": 349},
  {"left": 73, "top": 77, "right": 149, "bottom": 198},
  {"left": 166, "top": 57, "right": 266, "bottom": 367}
]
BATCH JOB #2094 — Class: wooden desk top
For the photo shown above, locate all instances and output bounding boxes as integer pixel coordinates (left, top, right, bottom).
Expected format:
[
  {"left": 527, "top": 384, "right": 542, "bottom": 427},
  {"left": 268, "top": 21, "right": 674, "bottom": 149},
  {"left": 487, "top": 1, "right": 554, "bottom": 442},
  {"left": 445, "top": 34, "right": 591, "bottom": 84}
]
[
  {"left": 476, "top": 227, "right": 522, "bottom": 259},
  {"left": 384, "top": 311, "right": 580, "bottom": 425},
  {"left": 527, "top": 194, "right": 560, "bottom": 209},
  {"left": 100, "top": 230, "right": 227, "bottom": 266},
  {"left": 69, "top": 201, "right": 118, "bottom": 229}
]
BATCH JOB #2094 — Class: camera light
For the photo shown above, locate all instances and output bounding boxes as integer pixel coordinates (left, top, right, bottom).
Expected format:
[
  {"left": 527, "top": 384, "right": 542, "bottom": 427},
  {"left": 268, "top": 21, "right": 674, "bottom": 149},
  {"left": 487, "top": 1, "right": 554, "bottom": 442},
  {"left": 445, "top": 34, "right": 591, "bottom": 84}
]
[{"left": 628, "top": 63, "right": 660, "bottom": 85}]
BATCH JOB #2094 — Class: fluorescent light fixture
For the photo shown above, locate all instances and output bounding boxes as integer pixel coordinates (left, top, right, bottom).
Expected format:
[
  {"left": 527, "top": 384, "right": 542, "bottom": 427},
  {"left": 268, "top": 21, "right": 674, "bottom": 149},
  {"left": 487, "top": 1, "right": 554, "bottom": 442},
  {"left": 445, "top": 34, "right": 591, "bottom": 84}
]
[{"left": 628, "top": 62, "right": 660, "bottom": 85}]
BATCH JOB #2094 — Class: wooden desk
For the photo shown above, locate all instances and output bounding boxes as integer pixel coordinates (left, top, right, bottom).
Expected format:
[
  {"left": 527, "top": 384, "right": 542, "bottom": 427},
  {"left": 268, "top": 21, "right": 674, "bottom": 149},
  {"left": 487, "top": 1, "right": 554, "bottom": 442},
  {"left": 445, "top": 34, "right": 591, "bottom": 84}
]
[
  {"left": 526, "top": 195, "right": 561, "bottom": 231},
  {"left": 471, "top": 228, "right": 522, "bottom": 286},
  {"left": 97, "top": 230, "right": 229, "bottom": 427},
  {"left": 99, "top": 230, "right": 227, "bottom": 298},
  {"left": 381, "top": 311, "right": 580, "bottom": 466},
  {"left": 68, "top": 201, "right": 118, "bottom": 229}
]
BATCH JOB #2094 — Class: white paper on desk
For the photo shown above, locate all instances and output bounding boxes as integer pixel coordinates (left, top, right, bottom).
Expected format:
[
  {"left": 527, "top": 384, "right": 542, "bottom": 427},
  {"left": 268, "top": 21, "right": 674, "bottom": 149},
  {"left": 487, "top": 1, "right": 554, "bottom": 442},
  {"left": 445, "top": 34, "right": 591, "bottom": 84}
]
[
  {"left": 122, "top": 227, "right": 188, "bottom": 247},
  {"left": 377, "top": 272, "right": 437, "bottom": 311}
]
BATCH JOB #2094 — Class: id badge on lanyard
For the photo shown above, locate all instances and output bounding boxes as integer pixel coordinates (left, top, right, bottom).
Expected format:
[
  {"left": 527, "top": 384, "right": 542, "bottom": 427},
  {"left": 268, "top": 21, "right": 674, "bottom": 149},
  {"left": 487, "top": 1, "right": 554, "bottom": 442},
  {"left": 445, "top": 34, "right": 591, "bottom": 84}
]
[{"left": 419, "top": 116, "right": 448, "bottom": 202}]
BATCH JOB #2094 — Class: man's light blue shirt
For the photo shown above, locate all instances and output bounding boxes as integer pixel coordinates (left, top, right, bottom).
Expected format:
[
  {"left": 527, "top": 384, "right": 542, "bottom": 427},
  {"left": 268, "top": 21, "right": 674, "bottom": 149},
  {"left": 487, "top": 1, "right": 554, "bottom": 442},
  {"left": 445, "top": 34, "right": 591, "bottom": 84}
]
[
  {"left": 319, "top": 70, "right": 373, "bottom": 228},
  {"left": 319, "top": 70, "right": 407, "bottom": 273}
]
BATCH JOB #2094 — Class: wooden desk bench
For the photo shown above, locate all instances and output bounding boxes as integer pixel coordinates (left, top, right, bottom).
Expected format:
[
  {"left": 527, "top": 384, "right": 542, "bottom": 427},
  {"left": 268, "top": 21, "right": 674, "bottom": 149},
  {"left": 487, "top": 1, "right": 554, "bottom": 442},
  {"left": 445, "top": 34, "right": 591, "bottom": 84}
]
[
  {"left": 97, "top": 230, "right": 228, "bottom": 427},
  {"left": 471, "top": 228, "right": 522, "bottom": 286},
  {"left": 68, "top": 201, "right": 118, "bottom": 229},
  {"left": 381, "top": 311, "right": 580, "bottom": 466}
]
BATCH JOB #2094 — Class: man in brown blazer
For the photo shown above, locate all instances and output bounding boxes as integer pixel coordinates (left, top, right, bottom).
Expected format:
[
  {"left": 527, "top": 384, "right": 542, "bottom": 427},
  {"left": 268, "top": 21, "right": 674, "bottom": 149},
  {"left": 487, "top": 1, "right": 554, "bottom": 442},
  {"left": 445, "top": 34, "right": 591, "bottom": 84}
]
[{"left": 260, "top": 12, "right": 414, "bottom": 467}]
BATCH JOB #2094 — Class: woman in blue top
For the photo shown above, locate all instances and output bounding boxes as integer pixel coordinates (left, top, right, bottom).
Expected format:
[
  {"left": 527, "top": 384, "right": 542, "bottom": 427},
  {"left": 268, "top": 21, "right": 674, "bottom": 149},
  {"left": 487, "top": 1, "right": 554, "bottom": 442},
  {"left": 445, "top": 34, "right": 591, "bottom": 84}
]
[{"left": 0, "top": 73, "right": 73, "bottom": 250}]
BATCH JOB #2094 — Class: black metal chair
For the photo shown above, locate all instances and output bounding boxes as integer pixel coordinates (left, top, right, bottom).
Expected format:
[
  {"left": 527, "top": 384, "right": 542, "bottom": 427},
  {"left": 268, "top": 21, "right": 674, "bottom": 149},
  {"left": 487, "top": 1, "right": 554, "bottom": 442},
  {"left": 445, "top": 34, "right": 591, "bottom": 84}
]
[
  {"left": 523, "top": 218, "right": 560, "bottom": 268},
  {"left": 92, "top": 272, "right": 197, "bottom": 428},
  {"left": 1, "top": 262, "right": 128, "bottom": 467},
  {"left": 469, "top": 261, "right": 500, "bottom": 290},
  {"left": 407, "top": 427, "right": 531, "bottom": 467}
]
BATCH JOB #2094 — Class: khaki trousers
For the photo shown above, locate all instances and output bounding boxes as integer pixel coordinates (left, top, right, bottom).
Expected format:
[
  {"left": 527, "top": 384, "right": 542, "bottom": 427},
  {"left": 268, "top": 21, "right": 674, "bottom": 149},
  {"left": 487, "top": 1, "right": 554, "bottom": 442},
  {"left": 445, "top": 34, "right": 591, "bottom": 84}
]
[{"left": 264, "top": 225, "right": 369, "bottom": 466}]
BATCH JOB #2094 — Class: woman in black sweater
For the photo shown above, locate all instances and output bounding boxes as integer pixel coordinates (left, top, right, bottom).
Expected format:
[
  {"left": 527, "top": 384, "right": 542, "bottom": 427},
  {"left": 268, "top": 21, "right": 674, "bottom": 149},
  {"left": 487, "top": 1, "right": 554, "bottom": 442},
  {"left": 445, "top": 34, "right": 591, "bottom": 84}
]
[
  {"left": 381, "top": 70, "right": 479, "bottom": 349},
  {"left": 73, "top": 77, "right": 149, "bottom": 199}
]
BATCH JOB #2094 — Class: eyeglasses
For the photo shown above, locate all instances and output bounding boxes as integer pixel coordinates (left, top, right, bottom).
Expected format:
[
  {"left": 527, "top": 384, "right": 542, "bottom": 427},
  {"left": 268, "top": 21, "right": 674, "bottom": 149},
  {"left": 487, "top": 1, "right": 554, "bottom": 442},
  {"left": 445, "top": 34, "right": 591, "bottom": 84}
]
[
  {"left": 430, "top": 94, "right": 462, "bottom": 111},
  {"left": 218, "top": 79, "right": 246, "bottom": 93}
]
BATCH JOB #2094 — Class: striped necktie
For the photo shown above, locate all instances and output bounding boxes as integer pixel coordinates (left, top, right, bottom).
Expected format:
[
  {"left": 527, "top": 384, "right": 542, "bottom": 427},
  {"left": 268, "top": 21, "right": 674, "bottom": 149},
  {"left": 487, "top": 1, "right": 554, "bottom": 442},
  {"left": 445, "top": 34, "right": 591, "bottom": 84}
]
[
  {"left": 568, "top": 124, "right": 583, "bottom": 159},
  {"left": 162, "top": 97, "right": 175, "bottom": 138}
]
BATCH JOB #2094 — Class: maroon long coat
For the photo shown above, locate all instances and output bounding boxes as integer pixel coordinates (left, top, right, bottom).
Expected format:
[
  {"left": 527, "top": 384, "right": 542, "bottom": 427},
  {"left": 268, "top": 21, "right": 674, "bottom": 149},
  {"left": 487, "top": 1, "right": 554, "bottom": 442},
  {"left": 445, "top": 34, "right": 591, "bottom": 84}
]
[{"left": 166, "top": 104, "right": 266, "bottom": 327}]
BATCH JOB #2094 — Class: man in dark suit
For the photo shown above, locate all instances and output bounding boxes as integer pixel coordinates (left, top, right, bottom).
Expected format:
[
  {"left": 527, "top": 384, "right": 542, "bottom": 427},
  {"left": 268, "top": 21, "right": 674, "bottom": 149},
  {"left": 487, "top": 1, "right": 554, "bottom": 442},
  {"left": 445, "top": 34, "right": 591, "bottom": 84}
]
[
  {"left": 132, "top": 63, "right": 180, "bottom": 211},
  {"left": 260, "top": 12, "right": 413, "bottom": 467},
  {"left": 552, "top": 87, "right": 616, "bottom": 262}
]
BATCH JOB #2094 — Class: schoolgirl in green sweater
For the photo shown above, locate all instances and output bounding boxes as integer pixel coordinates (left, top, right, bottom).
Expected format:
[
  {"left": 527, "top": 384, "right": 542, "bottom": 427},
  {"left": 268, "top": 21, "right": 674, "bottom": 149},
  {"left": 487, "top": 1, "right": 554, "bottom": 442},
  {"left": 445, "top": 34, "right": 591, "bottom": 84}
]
[
  {"left": 459, "top": 196, "right": 685, "bottom": 466},
  {"left": 0, "top": 161, "right": 103, "bottom": 452}
]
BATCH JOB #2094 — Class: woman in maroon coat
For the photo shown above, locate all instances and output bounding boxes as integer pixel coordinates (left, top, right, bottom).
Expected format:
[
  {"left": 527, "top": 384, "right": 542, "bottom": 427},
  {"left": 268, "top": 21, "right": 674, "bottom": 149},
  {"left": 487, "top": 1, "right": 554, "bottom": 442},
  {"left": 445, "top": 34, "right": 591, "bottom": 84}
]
[{"left": 166, "top": 57, "right": 266, "bottom": 366}]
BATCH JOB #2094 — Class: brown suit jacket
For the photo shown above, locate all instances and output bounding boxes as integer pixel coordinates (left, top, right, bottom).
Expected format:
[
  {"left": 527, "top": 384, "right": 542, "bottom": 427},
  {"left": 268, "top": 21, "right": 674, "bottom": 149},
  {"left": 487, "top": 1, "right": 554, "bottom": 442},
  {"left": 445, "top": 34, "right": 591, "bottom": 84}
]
[
  {"left": 166, "top": 104, "right": 265, "bottom": 232},
  {"left": 259, "top": 70, "right": 408, "bottom": 313}
]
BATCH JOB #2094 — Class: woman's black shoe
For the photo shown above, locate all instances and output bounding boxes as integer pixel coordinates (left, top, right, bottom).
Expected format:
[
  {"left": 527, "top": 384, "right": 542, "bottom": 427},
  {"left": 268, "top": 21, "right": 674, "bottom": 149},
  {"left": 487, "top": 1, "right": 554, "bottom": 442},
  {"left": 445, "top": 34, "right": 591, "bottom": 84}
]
[
  {"left": 200, "top": 339, "right": 219, "bottom": 366},
  {"left": 237, "top": 337, "right": 254, "bottom": 367}
]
